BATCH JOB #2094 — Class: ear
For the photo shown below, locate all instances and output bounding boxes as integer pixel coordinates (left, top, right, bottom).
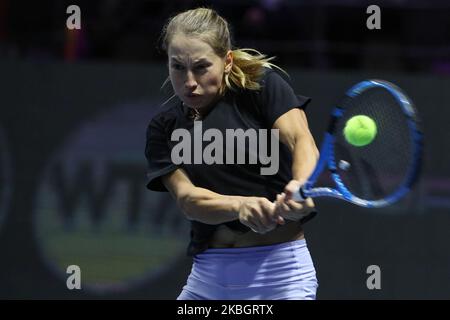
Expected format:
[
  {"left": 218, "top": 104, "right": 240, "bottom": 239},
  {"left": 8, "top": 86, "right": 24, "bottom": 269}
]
[{"left": 224, "top": 50, "right": 233, "bottom": 73}]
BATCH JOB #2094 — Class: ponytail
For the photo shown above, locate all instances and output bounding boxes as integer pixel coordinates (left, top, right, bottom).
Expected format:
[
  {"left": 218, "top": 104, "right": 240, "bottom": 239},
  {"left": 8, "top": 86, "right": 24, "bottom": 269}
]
[{"left": 223, "top": 48, "right": 287, "bottom": 94}]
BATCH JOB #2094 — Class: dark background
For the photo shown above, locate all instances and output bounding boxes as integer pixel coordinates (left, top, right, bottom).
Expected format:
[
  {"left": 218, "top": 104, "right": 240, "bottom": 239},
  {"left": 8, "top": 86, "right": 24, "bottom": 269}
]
[{"left": 0, "top": 0, "right": 449, "bottom": 299}]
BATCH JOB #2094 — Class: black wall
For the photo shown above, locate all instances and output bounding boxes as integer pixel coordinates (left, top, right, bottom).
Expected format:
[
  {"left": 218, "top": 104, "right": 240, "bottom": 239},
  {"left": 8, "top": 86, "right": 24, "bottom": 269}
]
[{"left": 0, "top": 61, "right": 448, "bottom": 299}]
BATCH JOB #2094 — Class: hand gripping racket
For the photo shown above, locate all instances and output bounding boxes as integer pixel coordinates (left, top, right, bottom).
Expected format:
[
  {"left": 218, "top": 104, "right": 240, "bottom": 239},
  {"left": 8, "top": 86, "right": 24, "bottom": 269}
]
[{"left": 293, "top": 79, "right": 423, "bottom": 208}]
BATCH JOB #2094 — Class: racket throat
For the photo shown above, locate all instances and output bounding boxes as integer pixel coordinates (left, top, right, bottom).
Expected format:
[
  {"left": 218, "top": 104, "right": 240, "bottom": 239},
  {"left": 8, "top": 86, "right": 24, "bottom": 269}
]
[{"left": 293, "top": 187, "right": 307, "bottom": 201}]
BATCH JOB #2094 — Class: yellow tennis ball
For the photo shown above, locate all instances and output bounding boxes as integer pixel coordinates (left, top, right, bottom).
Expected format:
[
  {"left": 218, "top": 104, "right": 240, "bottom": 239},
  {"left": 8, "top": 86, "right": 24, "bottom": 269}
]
[{"left": 343, "top": 115, "right": 377, "bottom": 147}]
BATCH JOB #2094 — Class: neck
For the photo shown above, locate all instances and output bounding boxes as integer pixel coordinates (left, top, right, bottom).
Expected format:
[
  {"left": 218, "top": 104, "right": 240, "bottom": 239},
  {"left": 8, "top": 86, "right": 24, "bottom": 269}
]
[
  {"left": 191, "top": 107, "right": 201, "bottom": 120},
  {"left": 185, "top": 95, "right": 221, "bottom": 120}
]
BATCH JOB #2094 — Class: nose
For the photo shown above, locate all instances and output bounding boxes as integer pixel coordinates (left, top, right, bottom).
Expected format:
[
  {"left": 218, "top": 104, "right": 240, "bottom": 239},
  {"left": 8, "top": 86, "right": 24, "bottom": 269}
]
[{"left": 184, "top": 71, "right": 197, "bottom": 91}]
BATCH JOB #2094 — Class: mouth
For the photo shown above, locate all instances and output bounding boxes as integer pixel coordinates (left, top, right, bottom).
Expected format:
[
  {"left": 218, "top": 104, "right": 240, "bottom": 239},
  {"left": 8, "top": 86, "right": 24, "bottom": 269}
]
[{"left": 185, "top": 92, "right": 201, "bottom": 98}]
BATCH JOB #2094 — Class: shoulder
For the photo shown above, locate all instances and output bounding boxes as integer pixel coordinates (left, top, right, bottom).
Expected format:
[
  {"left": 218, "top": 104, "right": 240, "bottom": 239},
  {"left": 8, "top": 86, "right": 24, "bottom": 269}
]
[
  {"left": 259, "top": 67, "right": 293, "bottom": 91},
  {"left": 230, "top": 68, "right": 289, "bottom": 97},
  {"left": 147, "top": 98, "right": 183, "bottom": 134},
  {"left": 229, "top": 68, "right": 297, "bottom": 112},
  {"left": 230, "top": 68, "right": 287, "bottom": 101}
]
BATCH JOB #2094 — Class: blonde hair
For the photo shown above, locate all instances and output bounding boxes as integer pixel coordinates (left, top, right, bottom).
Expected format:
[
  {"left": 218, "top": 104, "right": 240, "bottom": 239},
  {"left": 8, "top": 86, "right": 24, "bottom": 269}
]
[{"left": 161, "top": 7, "right": 286, "bottom": 95}]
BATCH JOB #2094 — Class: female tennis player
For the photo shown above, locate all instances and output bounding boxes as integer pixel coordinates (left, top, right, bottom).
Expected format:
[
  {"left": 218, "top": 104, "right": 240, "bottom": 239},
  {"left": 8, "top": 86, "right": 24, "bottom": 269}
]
[{"left": 145, "top": 7, "right": 320, "bottom": 300}]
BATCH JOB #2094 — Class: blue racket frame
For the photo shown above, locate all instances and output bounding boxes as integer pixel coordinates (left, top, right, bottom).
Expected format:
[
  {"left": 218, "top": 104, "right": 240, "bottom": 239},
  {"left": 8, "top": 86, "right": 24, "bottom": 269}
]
[{"left": 295, "top": 80, "right": 423, "bottom": 208}]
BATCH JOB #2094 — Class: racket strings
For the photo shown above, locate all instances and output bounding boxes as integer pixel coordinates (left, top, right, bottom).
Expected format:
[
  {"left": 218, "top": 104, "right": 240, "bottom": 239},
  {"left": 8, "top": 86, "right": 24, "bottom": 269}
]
[{"left": 334, "top": 87, "right": 415, "bottom": 201}]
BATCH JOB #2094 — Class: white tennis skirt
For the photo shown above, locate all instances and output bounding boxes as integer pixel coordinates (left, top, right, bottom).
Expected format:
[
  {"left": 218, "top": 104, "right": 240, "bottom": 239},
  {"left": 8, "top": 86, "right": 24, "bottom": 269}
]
[{"left": 177, "top": 238, "right": 318, "bottom": 300}]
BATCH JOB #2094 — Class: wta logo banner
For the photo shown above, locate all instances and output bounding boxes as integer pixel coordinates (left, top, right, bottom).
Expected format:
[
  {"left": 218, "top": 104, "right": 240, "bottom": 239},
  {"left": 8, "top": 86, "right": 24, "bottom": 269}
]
[
  {"left": 0, "top": 127, "right": 12, "bottom": 231},
  {"left": 33, "top": 103, "right": 189, "bottom": 293}
]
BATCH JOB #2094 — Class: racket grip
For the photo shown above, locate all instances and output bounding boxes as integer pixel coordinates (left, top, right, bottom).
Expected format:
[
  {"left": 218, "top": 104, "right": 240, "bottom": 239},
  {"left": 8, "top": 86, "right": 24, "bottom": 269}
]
[{"left": 292, "top": 188, "right": 306, "bottom": 202}]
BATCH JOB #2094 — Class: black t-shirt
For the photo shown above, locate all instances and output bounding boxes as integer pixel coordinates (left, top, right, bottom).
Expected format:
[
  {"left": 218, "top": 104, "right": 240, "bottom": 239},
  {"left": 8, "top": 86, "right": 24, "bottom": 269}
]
[{"left": 145, "top": 69, "right": 314, "bottom": 256}]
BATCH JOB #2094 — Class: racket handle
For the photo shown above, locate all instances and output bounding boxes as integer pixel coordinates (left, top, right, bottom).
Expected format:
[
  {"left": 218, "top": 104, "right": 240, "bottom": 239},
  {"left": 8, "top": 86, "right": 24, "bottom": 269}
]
[{"left": 292, "top": 187, "right": 306, "bottom": 202}]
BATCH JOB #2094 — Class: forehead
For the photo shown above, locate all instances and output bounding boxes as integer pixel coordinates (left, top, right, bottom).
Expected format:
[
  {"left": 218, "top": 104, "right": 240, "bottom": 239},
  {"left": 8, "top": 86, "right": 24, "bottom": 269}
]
[{"left": 168, "top": 34, "right": 218, "bottom": 61}]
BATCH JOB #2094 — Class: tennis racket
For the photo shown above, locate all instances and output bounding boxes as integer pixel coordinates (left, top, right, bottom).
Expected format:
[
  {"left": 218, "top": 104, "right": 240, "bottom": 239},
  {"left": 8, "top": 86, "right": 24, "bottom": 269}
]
[{"left": 293, "top": 79, "right": 423, "bottom": 208}]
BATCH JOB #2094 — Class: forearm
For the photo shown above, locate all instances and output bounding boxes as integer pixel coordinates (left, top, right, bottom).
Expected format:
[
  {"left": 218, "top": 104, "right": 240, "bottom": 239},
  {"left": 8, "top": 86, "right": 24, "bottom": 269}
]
[
  {"left": 291, "top": 134, "right": 319, "bottom": 184},
  {"left": 177, "top": 187, "right": 244, "bottom": 225},
  {"left": 162, "top": 169, "right": 245, "bottom": 225}
]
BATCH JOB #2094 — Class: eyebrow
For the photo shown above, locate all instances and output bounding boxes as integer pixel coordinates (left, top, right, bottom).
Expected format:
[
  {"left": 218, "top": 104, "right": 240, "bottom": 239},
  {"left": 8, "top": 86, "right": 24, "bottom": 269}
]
[{"left": 170, "top": 57, "right": 210, "bottom": 64}]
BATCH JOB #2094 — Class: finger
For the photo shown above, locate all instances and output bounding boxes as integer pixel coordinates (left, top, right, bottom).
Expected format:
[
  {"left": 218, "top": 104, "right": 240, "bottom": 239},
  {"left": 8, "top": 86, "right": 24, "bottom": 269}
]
[
  {"left": 287, "top": 199, "right": 314, "bottom": 219},
  {"left": 253, "top": 203, "right": 277, "bottom": 232},
  {"left": 276, "top": 215, "right": 285, "bottom": 225},
  {"left": 261, "top": 219, "right": 278, "bottom": 233},
  {"left": 275, "top": 193, "right": 285, "bottom": 209},
  {"left": 262, "top": 201, "right": 277, "bottom": 224},
  {"left": 242, "top": 217, "right": 259, "bottom": 233},
  {"left": 260, "top": 198, "right": 278, "bottom": 219},
  {"left": 305, "top": 197, "right": 315, "bottom": 208},
  {"left": 273, "top": 197, "right": 286, "bottom": 225},
  {"left": 281, "top": 199, "right": 290, "bottom": 212},
  {"left": 264, "top": 200, "right": 286, "bottom": 229},
  {"left": 248, "top": 216, "right": 267, "bottom": 234},
  {"left": 261, "top": 213, "right": 276, "bottom": 230},
  {"left": 240, "top": 210, "right": 261, "bottom": 233},
  {"left": 275, "top": 194, "right": 290, "bottom": 215},
  {"left": 274, "top": 194, "right": 283, "bottom": 215},
  {"left": 286, "top": 199, "right": 304, "bottom": 211},
  {"left": 284, "top": 180, "right": 301, "bottom": 200},
  {"left": 252, "top": 208, "right": 273, "bottom": 232}
]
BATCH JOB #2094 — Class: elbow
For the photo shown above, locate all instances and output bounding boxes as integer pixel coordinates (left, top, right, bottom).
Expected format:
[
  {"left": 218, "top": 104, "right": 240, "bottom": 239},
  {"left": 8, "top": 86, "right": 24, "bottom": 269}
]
[
  {"left": 162, "top": 170, "right": 199, "bottom": 221},
  {"left": 294, "top": 134, "right": 320, "bottom": 162},
  {"left": 313, "top": 143, "right": 320, "bottom": 162},
  {"left": 177, "top": 191, "right": 197, "bottom": 221},
  {"left": 306, "top": 134, "right": 320, "bottom": 163}
]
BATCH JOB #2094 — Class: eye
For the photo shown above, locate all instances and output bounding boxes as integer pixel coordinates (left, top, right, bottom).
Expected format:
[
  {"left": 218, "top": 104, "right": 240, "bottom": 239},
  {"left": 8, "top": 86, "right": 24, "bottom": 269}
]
[
  {"left": 194, "top": 64, "right": 207, "bottom": 71},
  {"left": 172, "top": 63, "right": 185, "bottom": 71}
]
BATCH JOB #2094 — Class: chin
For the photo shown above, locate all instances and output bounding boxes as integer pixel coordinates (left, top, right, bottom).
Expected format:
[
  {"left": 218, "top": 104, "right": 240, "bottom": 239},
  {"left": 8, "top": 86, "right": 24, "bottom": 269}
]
[{"left": 185, "top": 100, "right": 209, "bottom": 110}]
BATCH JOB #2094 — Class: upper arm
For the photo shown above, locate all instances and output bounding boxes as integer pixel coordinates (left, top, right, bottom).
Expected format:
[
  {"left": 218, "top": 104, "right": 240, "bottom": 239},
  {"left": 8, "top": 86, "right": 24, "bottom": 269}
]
[
  {"left": 273, "top": 108, "right": 317, "bottom": 153},
  {"left": 145, "top": 114, "right": 178, "bottom": 191}
]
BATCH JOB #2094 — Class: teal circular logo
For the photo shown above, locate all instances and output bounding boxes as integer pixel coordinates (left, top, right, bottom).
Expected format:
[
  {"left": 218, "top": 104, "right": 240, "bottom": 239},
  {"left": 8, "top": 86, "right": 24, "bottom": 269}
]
[{"left": 34, "top": 103, "right": 189, "bottom": 293}]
